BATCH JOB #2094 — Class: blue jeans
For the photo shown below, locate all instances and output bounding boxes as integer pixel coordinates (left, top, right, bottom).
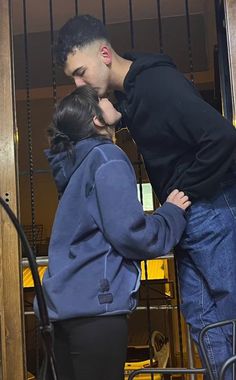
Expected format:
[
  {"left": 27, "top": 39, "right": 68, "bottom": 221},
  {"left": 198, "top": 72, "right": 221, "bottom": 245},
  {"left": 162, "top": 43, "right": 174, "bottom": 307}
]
[{"left": 175, "top": 169, "right": 236, "bottom": 380}]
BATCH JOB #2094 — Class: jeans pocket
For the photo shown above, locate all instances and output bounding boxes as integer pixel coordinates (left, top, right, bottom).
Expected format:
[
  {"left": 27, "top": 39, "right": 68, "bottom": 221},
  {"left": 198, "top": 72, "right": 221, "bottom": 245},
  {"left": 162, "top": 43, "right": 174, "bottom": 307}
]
[{"left": 184, "top": 200, "right": 219, "bottom": 235}]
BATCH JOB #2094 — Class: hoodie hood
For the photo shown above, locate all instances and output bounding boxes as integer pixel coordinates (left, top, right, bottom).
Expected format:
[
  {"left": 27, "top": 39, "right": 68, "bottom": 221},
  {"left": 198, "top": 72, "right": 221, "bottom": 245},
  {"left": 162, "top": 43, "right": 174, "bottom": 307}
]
[
  {"left": 123, "top": 52, "right": 176, "bottom": 91},
  {"left": 114, "top": 52, "right": 176, "bottom": 130},
  {"left": 45, "top": 137, "right": 112, "bottom": 194}
]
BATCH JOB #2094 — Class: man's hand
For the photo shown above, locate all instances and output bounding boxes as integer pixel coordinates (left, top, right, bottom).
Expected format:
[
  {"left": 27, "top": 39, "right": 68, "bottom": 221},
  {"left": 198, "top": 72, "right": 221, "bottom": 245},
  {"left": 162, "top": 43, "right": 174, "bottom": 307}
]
[{"left": 166, "top": 189, "right": 191, "bottom": 211}]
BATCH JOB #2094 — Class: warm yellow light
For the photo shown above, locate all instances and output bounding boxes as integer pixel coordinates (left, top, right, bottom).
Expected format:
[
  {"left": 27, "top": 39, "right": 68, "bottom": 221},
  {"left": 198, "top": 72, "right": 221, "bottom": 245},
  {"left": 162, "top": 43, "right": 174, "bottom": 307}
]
[
  {"left": 141, "top": 259, "right": 167, "bottom": 280},
  {"left": 23, "top": 266, "right": 47, "bottom": 288}
]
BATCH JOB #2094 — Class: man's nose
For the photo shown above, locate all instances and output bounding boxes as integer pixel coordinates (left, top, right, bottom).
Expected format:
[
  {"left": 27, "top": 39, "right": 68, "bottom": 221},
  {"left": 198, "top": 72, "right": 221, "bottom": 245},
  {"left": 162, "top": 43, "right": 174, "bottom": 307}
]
[{"left": 74, "top": 77, "right": 86, "bottom": 87}]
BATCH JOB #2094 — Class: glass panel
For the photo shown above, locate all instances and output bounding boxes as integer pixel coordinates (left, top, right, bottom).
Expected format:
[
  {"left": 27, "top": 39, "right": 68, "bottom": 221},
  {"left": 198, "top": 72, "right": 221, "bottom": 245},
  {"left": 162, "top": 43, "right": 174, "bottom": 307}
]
[{"left": 137, "top": 183, "right": 154, "bottom": 211}]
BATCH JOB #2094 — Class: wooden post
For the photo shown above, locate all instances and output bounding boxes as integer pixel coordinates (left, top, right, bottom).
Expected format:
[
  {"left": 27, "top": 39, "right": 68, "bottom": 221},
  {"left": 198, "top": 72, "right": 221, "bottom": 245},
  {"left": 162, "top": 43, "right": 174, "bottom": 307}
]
[
  {"left": 0, "top": 0, "right": 26, "bottom": 379},
  {"left": 224, "top": 0, "right": 236, "bottom": 125}
]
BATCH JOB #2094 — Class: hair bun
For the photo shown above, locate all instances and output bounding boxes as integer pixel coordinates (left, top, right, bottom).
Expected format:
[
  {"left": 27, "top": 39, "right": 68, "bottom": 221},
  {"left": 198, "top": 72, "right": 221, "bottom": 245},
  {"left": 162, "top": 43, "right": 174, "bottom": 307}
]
[
  {"left": 47, "top": 126, "right": 73, "bottom": 153},
  {"left": 53, "top": 129, "right": 71, "bottom": 144}
]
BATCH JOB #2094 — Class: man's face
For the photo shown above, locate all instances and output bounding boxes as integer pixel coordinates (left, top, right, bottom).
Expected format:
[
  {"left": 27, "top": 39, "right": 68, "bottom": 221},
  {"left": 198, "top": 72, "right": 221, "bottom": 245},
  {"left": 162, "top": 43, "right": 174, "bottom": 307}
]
[
  {"left": 98, "top": 98, "right": 122, "bottom": 126},
  {"left": 64, "top": 43, "right": 111, "bottom": 97}
]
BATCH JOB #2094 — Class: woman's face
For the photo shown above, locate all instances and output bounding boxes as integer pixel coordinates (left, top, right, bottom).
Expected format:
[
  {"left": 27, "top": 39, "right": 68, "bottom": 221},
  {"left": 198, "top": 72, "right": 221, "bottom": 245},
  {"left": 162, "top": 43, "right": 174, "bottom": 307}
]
[{"left": 98, "top": 98, "right": 122, "bottom": 126}]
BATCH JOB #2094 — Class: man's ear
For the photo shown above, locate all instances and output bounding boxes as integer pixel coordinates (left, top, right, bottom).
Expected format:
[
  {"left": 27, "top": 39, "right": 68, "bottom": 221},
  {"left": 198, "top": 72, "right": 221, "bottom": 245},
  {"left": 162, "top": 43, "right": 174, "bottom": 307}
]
[
  {"left": 100, "top": 45, "right": 112, "bottom": 65},
  {"left": 93, "top": 115, "right": 105, "bottom": 128}
]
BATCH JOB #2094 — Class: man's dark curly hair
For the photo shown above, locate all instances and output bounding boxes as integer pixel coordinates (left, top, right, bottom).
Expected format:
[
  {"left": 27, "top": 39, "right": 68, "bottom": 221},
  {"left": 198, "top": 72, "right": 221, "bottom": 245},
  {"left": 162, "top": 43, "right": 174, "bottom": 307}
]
[{"left": 55, "top": 14, "right": 110, "bottom": 67}]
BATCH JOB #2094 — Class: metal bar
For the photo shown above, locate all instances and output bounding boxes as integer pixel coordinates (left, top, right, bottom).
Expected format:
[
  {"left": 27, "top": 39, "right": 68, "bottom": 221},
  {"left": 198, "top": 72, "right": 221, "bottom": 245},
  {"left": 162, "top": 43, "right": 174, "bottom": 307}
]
[
  {"left": 233, "top": 321, "right": 236, "bottom": 380},
  {"left": 128, "top": 0, "right": 134, "bottom": 49},
  {"left": 19, "top": 169, "right": 51, "bottom": 176},
  {"left": 136, "top": 306, "right": 178, "bottom": 311},
  {"left": 27, "top": 306, "right": 179, "bottom": 314},
  {"left": 136, "top": 151, "right": 154, "bottom": 374},
  {"left": 137, "top": 155, "right": 143, "bottom": 205},
  {"left": 101, "top": 0, "right": 106, "bottom": 24},
  {"left": 75, "top": 0, "right": 79, "bottom": 16},
  {"left": 186, "top": 324, "right": 196, "bottom": 380},
  {"left": 49, "top": 0, "right": 57, "bottom": 103},
  {"left": 174, "top": 256, "right": 184, "bottom": 367},
  {"left": 219, "top": 355, "right": 236, "bottom": 380},
  {"left": 22, "top": 0, "right": 37, "bottom": 255},
  {"left": 128, "top": 367, "right": 206, "bottom": 379},
  {"left": 21, "top": 254, "right": 175, "bottom": 268},
  {"left": 214, "top": 0, "right": 233, "bottom": 121},
  {"left": 156, "top": 0, "right": 163, "bottom": 53},
  {"left": 199, "top": 319, "right": 236, "bottom": 380},
  {"left": 24, "top": 311, "right": 35, "bottom": 316},
  {"left": 143, "top": 261, "right": 154, "bottom": 373},
  {"left": 22, "top": 256, "right": 49, "bottom": 267},
  {"left": 223, "top": 0, "right": 236, "bottom": 125},
  {"left": 184, "top": 0, "right": 194, "bottom": 82}
]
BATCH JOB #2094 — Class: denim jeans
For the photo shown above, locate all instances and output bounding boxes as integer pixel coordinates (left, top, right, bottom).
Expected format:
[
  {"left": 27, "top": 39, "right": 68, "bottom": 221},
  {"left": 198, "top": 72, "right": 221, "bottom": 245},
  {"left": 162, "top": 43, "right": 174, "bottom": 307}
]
[{"left": 175, "top": 169, "right": 236, "bottom": 380}]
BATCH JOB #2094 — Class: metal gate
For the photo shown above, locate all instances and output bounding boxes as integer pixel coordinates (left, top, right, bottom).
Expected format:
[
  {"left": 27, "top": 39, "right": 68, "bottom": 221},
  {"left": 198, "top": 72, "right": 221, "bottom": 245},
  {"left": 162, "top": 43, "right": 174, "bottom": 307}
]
[{"left": 9, "top": 0, "right": 232, "bottom": 378}]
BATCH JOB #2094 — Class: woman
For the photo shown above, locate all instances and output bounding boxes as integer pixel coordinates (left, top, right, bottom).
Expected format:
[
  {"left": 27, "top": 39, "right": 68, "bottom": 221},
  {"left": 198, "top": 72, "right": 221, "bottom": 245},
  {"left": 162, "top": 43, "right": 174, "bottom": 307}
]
[{"left": 37, "top": 85, "right": 190, "bottom": 380}]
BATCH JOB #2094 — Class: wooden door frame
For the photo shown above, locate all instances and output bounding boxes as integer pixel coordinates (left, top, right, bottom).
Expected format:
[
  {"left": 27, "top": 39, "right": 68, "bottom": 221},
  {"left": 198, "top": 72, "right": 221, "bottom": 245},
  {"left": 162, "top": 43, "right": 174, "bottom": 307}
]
[
  {"left": 0, "top": 0, "right": 26, "bottom": 379},
  {"left": 224, "top": 0, "right": 236, "bottom": 125}
]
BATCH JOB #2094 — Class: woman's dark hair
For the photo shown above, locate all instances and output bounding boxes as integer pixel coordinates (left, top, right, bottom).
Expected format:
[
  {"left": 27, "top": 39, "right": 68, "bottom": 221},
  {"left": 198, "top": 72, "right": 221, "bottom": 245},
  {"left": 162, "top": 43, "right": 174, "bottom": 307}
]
[
  {"left": 55, "top": 15, "right": 110, "bottom": 67},
  {"left": 48, "top": 85, "right": 105, "bottom": 153}
]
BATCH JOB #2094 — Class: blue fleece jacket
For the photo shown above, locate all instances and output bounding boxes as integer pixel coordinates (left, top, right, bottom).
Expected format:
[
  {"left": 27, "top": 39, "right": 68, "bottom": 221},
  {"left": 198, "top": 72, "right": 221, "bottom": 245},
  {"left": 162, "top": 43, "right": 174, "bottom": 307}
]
[{"left": 40, "top": 137, "right": 186, "bottom": 321}]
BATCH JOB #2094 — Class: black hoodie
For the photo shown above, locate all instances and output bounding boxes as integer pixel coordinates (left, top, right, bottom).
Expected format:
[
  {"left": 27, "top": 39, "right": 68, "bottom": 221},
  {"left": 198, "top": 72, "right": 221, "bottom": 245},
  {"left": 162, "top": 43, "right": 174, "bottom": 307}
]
[{"left": 115, "top": 52, "right": 236, "bottom": 203}]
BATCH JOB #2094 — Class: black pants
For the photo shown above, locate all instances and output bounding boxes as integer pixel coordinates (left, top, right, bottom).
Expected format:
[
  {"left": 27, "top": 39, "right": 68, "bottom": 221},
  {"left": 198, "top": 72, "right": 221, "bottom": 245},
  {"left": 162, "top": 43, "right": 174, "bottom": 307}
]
[{"left": 52, "top": 315, "right": 128, "bottom": 380}]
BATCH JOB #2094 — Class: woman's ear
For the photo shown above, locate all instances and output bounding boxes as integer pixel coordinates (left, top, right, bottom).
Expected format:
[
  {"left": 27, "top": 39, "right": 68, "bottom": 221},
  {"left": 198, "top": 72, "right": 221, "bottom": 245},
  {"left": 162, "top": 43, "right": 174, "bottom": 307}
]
[{"left": 93, "top": 115, "right": 105, "bottom": 128}]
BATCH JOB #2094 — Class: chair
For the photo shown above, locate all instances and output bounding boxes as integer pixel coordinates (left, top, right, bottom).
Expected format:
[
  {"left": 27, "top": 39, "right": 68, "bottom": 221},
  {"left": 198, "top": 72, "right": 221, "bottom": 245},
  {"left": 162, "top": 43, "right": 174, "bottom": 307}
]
[
  {"left": 219, "top": 355, "right": 236, "bottom": 380},
  {"left": 128, "top": 319, "right": 236, "bottom": 380},
  {"left": 199, "top": 319, "right": 236, "bottom": 380}
]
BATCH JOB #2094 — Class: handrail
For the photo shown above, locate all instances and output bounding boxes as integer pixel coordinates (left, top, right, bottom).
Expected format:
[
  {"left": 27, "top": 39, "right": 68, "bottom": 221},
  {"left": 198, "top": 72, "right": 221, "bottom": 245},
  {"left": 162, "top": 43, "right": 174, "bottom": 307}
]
[{"left": 128, "top": 367, "right": 206, "bottom": 379}]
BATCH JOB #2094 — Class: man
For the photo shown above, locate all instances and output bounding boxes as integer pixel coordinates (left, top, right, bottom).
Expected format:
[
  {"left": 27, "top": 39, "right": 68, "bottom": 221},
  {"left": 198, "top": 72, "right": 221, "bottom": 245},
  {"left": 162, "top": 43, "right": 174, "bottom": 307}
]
[{"left": 55, "top": 14, "right": 236, "bottom": 379}]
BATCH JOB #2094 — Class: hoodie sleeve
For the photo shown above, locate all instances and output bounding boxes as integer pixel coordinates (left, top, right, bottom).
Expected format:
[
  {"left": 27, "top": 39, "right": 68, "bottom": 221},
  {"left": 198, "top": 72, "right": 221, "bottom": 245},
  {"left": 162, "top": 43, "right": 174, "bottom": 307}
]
[{"left": 89, "top": 159, "right": 186, "bottom": 260}]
